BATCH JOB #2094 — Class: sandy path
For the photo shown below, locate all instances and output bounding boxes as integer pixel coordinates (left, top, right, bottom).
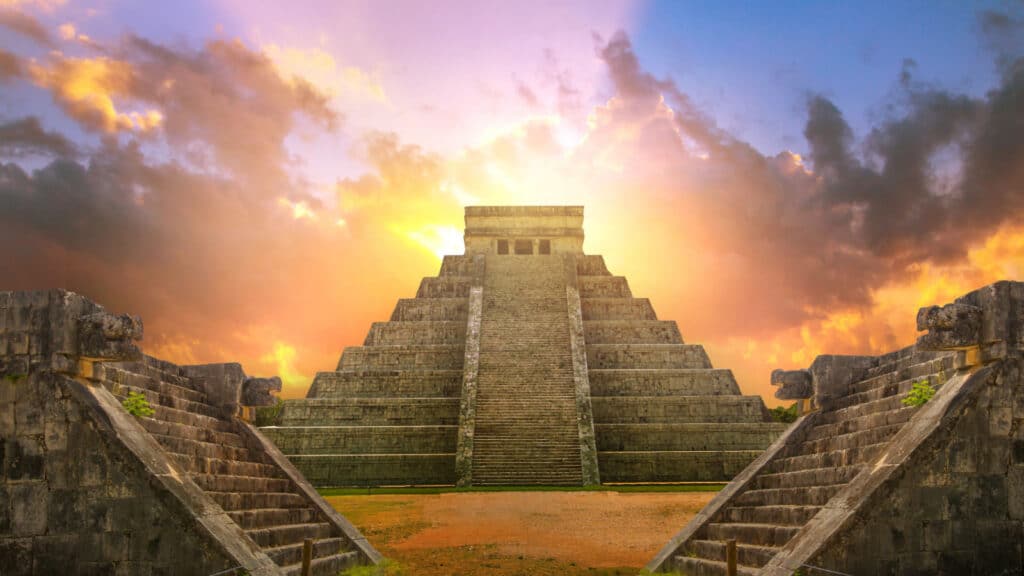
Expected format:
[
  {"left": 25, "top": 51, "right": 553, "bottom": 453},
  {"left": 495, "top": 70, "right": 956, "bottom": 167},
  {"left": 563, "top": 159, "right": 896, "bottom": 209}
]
[{"left": 328, "top": 491, "right": 713, "bottom": 572}]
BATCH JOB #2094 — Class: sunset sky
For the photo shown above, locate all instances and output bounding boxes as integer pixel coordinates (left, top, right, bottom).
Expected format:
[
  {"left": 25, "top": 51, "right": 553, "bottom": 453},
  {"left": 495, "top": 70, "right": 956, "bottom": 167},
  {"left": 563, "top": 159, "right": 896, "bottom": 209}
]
[{"left": 1, "top": 0, "right": 1022, "bottom": 405}]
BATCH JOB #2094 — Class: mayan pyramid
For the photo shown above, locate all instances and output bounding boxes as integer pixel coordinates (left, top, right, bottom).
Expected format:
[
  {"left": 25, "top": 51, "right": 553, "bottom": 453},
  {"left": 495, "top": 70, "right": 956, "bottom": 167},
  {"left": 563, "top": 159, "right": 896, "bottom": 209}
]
[{"left": 262, "top": 206, "right": 787, "bottom": 486}]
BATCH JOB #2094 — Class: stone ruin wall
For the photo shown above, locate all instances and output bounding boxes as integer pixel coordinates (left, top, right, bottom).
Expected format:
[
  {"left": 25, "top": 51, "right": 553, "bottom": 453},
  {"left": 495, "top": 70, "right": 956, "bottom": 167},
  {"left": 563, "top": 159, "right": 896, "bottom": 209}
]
[{"left": 0, "top": 290, "right": 237, "bottom": 575}]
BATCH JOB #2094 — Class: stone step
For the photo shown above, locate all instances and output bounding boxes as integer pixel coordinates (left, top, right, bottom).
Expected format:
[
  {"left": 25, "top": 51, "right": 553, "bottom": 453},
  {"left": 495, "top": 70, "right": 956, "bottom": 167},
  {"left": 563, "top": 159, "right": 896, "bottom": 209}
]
[
  {"left": 581, "top": 298, "right": 656, "bottom": 321},
  {"left": 588, "top": 369, "right": 742, "bottom": 396},
  {"left": 306, "top": 369, "right": 463, "bottom": 399},
  {"left": 363, "top": 321, "right": 467, "bottom": 346},
  {"left": 704, "top": 522, "right": 803, "bottom": 547},
  {"left": 686, "top": 539, "right": 779, "bottom": 568},
  {"left": 246, "top": 522, "right": 333, "bottom": 549},
  {"left": 277, "top": 398, "right": 460, "bottom": 426},
  {"left": 753, "top": 465, "right": 861, "bottom": 489},
  {"left": 260, "top": 425, "right": 458, "bottom": 454},
  {"left": 595, "top": 422, "right": 788, "bottom": 451},
  {"left": 591, "top": 396, "right": 770, "bottom": 424},
  {"left": 113, "top": 384, "right": 220, "bottom": 419},
  {"left": 439, "top": 255, "right": 478, "bottom": 276},
  {"left": 285, "top": 453, "right": 457, "bottom": 486},
  {"left": 337, "top": 345, "right": 464, "bottom": 370},
  {"left": 598, "top": 450, "right": 762, "bottom": 483},
  {"left": 113, "top": 358, "right": 194, "bottom": 389},
  {"left": 207, "top": 491, "right": 308, "bottom": 511},
  {"left": 151, "top": 434, "right": 259, "bottom": 463},
  {"left": 416, "top": 276, "right": 473, "bottom": 298},
  {"left": 818, "top": 392, "right": 907, "bottom": 424},
  {"left": 733, "top": 484, "right": 844, "bottom": 507},
  {"left": 265, "top": 537, "right": 350, "bottom": 568},
  {"left": 148, "top": 403, "right": 235, "bottom": 432},
  {"left": 766, "top": 442, "right": 885, "bottom": 474},
  {"left": 169, "top": 454, "right": 285, "bottom": 479},
  {"left": 587, "top": 344, "right": 712, "bottom": 369},
  {"left": 139, "top": 417, "right": 246, "bottom": 448},
  {"left": 583, "top": 320, "right": 682, "bottom": 344},
  {"left": 846, "top": 356, "right": 954, "bottom": 396},
  {"left": 671, "top": 556, "right": 760, "bottom": 576},
  {"left": 281, "top": 551, "right": 361, "bottom": 576},
  {"left": 578, "top": 276, "right": 632, "bottom": 298},
  {"left": 720, "top": 505, "right": 821, "bottom": 526},
  {"left": 192, "top": 474, "right": 292, "bottom": 493},
  {"left": 803, "top": 405, "right": 916, "bottom": 441},
  {"left": 576, "top": 255, "right": 611, "bottom": 276},
  {"left": 798, "top": 423, "right": 906, "bottom": 454},
  {"left": 389, "top": 298, "right": 468, "bottom": 322},
  {"left": 226, "top": 507, "right": 320, "bottom": 530},
  {"left": 96, "top": 364, "right": 206, "bottom": 403}
]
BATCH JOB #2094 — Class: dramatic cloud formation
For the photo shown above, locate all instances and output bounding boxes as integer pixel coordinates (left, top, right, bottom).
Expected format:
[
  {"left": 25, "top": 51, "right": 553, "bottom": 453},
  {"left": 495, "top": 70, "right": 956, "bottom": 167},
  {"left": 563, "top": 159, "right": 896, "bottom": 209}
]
[{"left": 0, "top": 5, "right": 1021, "bottom": 403}]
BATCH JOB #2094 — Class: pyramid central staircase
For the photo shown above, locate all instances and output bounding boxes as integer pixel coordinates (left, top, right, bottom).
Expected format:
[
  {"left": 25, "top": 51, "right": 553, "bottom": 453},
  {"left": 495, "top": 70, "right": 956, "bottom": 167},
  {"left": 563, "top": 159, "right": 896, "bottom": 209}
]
[{"left": 471, "top": 254, "right": 585, "bottom": 485}]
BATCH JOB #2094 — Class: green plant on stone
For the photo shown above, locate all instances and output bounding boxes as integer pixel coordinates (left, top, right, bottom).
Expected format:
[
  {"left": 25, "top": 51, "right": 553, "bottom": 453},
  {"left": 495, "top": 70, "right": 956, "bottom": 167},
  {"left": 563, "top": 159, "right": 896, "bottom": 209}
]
[
  {"left": 902, "top": 379, "right": 936, "bottom": 407},
  {"left": 122, "top": 391, "right": 155, "bottom": 417},
  {"left": 769, "top": 402, "right": 799, "bottom": 423}
]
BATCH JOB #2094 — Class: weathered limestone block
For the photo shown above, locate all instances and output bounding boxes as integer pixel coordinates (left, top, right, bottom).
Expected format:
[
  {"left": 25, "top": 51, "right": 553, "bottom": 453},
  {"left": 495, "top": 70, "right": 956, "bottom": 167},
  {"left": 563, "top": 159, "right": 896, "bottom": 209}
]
[
  {"left": 581, "top": 298, "right": 657, "bottom": 321},
  {"left": 77, "top": 312, "right": 143, "bottom": 361},
  {"left": 181, "top": 363, "right": 246, "bottom": 418},
  {"left": 771, "top": 368, "right": 813, "bottom": 400},
  {"left": 416, "top": 277, "right": 473, "bottom": 298},
  {"left": 242, "top": 376, "right": 281, "bottom": 407},
  {"left": 808, "top": 355, "right": 875, "bottom": 410},
  {"left": 389, "top": 298, "right": 468, "bottom": 322},
  {"left": 915, "top": 303, "right": 982, "bottom": 350},
  {"left": 578, "top": 276, "right": 632, "bottom": 298},
  {"left": 575, "top": 255, "right": 611, "bottom": 276}
]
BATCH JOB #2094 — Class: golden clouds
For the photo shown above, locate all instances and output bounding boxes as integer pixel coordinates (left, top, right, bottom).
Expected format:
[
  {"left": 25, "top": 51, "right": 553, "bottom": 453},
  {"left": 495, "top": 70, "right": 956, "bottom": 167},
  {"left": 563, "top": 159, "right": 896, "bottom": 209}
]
[
  {"left": 262, "top": 43, "right": 385, "bottom": 102},
  {"left": 28, "top": 56, "right": 164, "bottom": 133},
  {"left": 260, "top": 342, "right": 310, "bottom": 396}
]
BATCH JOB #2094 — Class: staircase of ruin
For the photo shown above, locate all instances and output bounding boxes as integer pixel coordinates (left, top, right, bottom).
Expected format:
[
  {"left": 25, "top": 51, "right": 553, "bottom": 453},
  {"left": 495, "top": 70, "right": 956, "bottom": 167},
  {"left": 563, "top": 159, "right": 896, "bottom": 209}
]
[
  {"left": 261, "top": 255, "right": 478, "bottom": 486},
  {"left": 576, "top": 255, "right": 788, "bottom": 482},
  {"left": 470, "top": 254, "right": 584, "bottom": 485},
  {"left": 650, "top": 346, "right": 958, "bottom": 575},
  {"left": 97, "top": 356, "right": 371, "bottom": 575}
]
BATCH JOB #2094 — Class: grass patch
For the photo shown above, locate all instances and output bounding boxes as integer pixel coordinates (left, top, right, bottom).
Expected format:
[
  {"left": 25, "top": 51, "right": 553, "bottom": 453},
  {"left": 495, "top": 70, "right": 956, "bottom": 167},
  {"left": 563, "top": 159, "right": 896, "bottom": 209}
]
[
  {"left": 340, "top": 559, "right": 406, "bottom": 576},
  {"left": 318, "top": 483, "right": 724, "bottom": 497}
]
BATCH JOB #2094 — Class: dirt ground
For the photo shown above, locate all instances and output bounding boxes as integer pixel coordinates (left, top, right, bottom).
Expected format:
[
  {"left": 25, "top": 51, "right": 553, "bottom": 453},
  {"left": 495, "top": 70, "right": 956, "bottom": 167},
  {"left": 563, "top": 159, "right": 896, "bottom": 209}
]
[{"left": 327, "top": 490, "right": 714, "bottom": 575}]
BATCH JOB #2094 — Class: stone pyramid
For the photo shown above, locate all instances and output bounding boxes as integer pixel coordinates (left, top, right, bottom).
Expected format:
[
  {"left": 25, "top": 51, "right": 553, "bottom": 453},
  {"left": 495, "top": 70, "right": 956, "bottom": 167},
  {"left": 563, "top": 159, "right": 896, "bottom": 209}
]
[{"left": 262, "top": 206, "right": 786, "bottom": 486}]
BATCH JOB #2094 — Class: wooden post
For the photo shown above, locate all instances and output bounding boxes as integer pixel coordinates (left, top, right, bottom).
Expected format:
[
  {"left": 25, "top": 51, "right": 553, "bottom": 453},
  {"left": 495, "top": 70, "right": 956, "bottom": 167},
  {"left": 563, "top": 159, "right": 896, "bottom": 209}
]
[
  {"left": 301, "top": 538, "right": 313, "bottom": 576},
  {"left": 726, "top": 538, "right": 737, "bottom": 576}
]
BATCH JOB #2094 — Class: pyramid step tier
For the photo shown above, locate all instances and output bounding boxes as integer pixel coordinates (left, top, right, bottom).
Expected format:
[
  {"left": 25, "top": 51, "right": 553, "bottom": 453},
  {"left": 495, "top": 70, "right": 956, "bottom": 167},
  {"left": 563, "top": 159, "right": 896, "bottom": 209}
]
[
  {"left": 595, "top": 422, "right": 788, "bottom": 451},
  {"left": 581, "top": 297, "right": 657, "bottom": 320},
  {"left": 337, "top": 344, "right": 465, "bottom": 370},
  {"left": 277, "top": 397, "right": 460, "bottom": 426},
  {"left": 261, "top": 425, "right": 458, "bottom": 454},
  {"left": 578, "top": 276, "right": 633, "bottom": 298},
  {"left": 591, "top": 395, "right": 770, "bottom": 423},
  {"left": 583, "top": 320, "right": 683, "bottom": 344},
  {"left": 389, "top": 297, "right": 468, "bottom": 321},
  {"left": 587, "top": 343, "right": 712, "bottom": 369},
  {"left": 307, "top": 369, "right": 463, "bottom": 399},
  {"left": 363, "top": 320, "right": 467, "bottom": 346},
  {"left": 589, "top": 368, "right": 742, "bottom": 396}
]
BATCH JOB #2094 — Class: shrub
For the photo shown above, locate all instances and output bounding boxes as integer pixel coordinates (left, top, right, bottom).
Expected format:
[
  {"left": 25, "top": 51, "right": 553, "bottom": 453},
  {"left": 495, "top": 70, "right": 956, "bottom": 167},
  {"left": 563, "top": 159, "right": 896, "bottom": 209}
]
[
  {"left": 769, "top": 402, "right": 799, "bottom": 423},
  {"left": 122, "top": 391, "right": 155, "bottom": 417},
  {"left": 902, "top": 379, "right": 936, "bottom": 407}
]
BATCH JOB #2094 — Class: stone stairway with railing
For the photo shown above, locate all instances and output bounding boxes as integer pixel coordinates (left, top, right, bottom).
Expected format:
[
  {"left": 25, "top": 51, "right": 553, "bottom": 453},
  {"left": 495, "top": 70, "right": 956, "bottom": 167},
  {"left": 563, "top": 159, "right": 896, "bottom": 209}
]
[
  {"left": 260, "top": 255, "right": 479, "bottom": 486},
  {"left": 652, "top": 346, "right": 955, "bottom": 575},
  {"left": 97, "top": 356, "right": 366, "bottom": 576},
  {"left": 576, "top": 255, "right": 787, "bottom": 482},
  {"left": 471, "top": 254, "right": 584, "bottom": 485}
]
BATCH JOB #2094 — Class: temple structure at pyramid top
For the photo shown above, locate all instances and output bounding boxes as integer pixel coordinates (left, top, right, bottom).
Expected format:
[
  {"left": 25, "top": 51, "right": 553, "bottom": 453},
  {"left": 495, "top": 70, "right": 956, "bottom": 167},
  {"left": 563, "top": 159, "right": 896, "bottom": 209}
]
[
  {"left": 463, "top": 205, "right": 585, "bottom": 255},
  {"left": 261, "top": 206, "right": 788, "bottom": 486}
]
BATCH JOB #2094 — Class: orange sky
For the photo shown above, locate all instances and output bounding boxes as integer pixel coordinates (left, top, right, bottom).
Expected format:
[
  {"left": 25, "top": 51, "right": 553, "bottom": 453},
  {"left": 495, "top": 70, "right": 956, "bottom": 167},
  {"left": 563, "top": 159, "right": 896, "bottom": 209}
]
[{"left": 1, "top": 2, "right": 1022, "bottom": 407}]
